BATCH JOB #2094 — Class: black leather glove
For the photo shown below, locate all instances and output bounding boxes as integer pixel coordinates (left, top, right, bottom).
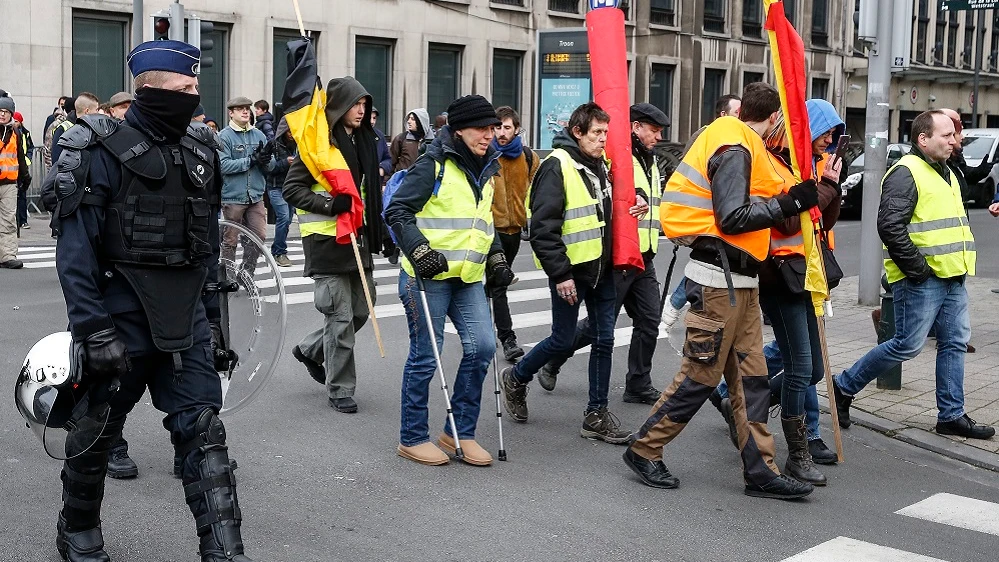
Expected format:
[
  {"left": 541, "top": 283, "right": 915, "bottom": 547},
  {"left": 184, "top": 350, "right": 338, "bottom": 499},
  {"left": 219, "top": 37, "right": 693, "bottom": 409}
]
[
  {"left": 778, "top": 179, "right": 819, "bottom": 216},
  {"left": 486, "top": 251, "right": 515, "bottom": 289},
  {"left": 381, "top": 240, "right": 397, "bottom": 259},
  {"left": 254, "top": 141, "right": 271, "bottom": 167},
  {"left": 411, "top": 243, "right": 449, "bottom": 279},
  {"left": 321, "top": 194, "right": 353, "bottom": 216},
  {"left": 209, "top": 321, "right": 237, "bottom": 372},
  {"left": 82, "top": 328, "right": 131, "bottom": 379}
]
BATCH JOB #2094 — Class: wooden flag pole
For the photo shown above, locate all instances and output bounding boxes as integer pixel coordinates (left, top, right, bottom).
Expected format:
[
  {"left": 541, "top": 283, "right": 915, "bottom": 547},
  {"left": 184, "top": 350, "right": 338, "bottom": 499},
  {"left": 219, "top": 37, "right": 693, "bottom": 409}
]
[
  {"left": 813, "top": 219, "right": 845, "bottom": 462},
  {"left": 350, "top": 232, "right": 386, "bottom": 358},
  {"left": 292, "top": 0, "right": 306, "bottom": 36}
]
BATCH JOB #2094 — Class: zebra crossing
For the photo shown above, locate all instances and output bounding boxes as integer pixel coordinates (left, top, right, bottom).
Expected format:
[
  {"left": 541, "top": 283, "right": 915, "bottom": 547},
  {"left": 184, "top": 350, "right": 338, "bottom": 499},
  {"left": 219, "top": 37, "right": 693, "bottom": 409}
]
[{"left": 781, "top": 492, "right": 999, "bottom": 561}]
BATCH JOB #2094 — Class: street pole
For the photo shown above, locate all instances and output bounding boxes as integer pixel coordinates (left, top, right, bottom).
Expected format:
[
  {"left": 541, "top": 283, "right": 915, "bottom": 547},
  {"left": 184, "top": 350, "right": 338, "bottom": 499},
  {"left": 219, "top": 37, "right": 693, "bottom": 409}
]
[
  {"left": 858, "top": 0, "right": 894, "bottom": 306},
  {"left": 169, "top": 1, "right": 184, "bottom": 41},
  {"left": 132, "top": 0, "right": 143, "bottom": 49},
  {"left": 972, "top": 10, "right": 984, "bottom": 127}
]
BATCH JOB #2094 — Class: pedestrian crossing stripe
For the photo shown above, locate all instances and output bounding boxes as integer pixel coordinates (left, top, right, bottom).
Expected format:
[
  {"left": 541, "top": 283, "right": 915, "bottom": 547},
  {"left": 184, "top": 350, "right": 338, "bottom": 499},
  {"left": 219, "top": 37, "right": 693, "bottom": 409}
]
[
  {"left": 895, "top": 492, "right": 999, "bottom": 537},
  {"left": 780, "top": 536, "right": 947, "bottom": 562}
]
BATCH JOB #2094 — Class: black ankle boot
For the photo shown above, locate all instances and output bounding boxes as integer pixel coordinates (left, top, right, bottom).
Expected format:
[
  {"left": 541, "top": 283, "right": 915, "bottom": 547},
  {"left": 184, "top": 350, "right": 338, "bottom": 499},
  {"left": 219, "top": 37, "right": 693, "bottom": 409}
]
[
  {"left": 781, "top": 416, "right": 827, "bottom": 486},
  {"left": 106, "top": 437, "right": 138, "bottom": 479},
  {"left": 181, "top": 410, "right": 253, "bottom": 562},
  {"left": 57, "top": 513, "right": 110, "bottom": 562}
]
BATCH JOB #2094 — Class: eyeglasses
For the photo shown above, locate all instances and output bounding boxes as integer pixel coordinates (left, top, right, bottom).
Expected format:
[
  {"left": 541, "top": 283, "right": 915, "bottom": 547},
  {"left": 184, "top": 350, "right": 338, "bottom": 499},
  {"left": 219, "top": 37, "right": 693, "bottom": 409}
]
[{"left": 0, "top": 110, "right": 10, "bottom": 116}]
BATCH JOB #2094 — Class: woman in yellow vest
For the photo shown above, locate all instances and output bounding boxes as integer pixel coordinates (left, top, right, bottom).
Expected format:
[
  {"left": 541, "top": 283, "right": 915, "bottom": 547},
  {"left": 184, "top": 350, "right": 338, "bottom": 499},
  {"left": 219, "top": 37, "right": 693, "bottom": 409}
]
[{"left": 384, "top": 95, "right": 514, "bottom": 467}]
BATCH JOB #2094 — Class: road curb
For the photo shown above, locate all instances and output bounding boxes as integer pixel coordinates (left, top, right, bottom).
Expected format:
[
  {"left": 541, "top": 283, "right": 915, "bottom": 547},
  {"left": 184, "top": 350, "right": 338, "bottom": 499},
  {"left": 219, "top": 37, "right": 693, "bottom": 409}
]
[{"left": 843, "top": 407, "right": 999, "bottom": 473}]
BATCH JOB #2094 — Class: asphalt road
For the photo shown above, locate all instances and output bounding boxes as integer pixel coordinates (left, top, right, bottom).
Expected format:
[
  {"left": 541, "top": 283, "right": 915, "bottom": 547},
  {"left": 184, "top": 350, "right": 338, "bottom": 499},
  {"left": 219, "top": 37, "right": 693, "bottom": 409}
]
[{"left": 1, "top": 230, "right": 998, "bottom": 561}]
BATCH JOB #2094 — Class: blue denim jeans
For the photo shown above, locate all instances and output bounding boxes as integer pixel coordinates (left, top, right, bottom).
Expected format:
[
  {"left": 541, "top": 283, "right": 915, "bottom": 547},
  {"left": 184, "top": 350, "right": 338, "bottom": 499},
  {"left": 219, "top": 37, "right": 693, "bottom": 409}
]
[
  {"left": 718, "top": 340, "right": 823, "bottom": 441},
  {"left": 398, "top": 271, "right": 495, "bottom": 446},
  {"left": 668, "top": 276, "right": 688, "bottom": 310},
  {"left": 759, "top": 291, "right": 825, "bottom": 418},
  {"left": 267, "top": 188, "right": 291, "bottom": 256},
  {"left": 836, "top": 276, "right": 970, "bottom": 423},
  {"left": 513, "top": 271, "right": 616, "bottom": 412}
]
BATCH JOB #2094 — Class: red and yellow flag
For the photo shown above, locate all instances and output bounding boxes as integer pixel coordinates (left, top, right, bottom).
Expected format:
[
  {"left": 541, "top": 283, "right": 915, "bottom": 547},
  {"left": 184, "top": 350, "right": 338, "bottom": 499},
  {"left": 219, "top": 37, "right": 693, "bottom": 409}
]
[
  {"left": 764, "top": 0, "right": 828, "bottom": 314},
  {"left": 282, "top": 37, "right": 363, "bottom": 245}
]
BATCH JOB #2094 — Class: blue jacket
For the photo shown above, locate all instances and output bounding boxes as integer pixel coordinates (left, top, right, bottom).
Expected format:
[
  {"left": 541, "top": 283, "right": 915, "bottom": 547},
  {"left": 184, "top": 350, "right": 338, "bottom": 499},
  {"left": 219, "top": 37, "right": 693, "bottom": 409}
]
[{"left": 218, "top": 123, "right": 275, "bottom": 204}]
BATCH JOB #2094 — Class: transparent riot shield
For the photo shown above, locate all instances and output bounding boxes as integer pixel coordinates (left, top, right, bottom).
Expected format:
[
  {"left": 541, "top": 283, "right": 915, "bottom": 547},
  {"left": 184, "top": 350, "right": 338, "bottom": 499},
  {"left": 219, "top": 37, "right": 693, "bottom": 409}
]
[{"left": 216, "top": 219, "right": 288, "bottom": 415}]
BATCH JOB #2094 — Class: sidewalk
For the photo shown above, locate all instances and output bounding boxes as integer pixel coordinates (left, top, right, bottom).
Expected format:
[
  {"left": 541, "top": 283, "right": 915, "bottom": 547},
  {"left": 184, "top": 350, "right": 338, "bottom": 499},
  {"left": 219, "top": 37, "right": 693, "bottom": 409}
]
[{"left": 806, "top": 275, "right": 999, "bottom": 469}]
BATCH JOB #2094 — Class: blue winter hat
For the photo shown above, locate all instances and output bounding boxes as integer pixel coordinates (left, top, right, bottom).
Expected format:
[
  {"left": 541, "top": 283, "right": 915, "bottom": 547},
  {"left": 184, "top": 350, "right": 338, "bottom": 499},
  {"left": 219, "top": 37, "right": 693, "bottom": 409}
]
[
  {"left": 127, "top": 40, "right": 202, "bottom": 78},
  {"left": 805, "top": 99, "right": 846, "bottom": 152}
]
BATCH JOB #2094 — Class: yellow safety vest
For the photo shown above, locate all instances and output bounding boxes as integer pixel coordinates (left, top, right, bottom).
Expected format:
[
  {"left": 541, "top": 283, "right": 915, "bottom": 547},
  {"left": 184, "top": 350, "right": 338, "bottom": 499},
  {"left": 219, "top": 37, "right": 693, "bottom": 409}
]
[
  {"left": 883, "top": 154, "right": 976, "bottom": 283},
  {"left": 401, "top": 159, "right": 495, "bottom": 283},
  {"left": 634, "top": 154, "right": 661, "bottom": 255},
  {"left": 296, "top": 175, "right": 368, "bottom": 239},
  {"left": 526, "top": 148, "right": 606, "bottom": 268}
]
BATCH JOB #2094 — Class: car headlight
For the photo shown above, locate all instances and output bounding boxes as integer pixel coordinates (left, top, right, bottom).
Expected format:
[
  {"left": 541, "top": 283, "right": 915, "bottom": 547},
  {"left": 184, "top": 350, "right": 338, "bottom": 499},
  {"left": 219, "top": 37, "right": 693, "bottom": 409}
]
[{"left": 842, "top": 172, "right": 862, "bottom": 189}]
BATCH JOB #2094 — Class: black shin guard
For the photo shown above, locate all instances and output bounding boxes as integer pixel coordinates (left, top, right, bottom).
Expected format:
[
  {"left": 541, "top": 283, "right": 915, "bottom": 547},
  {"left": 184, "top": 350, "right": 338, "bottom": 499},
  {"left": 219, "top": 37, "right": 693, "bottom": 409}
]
[
  {"left": 178, "top": 409, "right": 251, "bottom": 562},
  {"left": 57, "top": 423, "right": 121, "bottom": 561}
]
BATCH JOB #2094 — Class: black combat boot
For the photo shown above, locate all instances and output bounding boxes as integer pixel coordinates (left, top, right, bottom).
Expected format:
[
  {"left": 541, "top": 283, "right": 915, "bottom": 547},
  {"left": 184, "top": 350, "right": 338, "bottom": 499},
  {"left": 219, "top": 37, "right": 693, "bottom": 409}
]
[
  {"left": 781, "top": 415, "right": 827, "bottom": 486},
  {"left": 181, "top": 409, "right": 253, "bottom": 562},
  {"left": 56, "top": 426, "right": 121, "bottom": 562},
  {"left": 106, "top": 436, "right": 138, "bottom": 479}
]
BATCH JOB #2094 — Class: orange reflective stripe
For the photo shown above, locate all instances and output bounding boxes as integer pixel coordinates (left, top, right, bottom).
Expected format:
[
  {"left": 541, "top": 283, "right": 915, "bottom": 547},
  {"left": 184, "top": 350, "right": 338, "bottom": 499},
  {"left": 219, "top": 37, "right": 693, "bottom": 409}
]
[{"left": 662, "top": 117, "right": 784, "bottom": 261}]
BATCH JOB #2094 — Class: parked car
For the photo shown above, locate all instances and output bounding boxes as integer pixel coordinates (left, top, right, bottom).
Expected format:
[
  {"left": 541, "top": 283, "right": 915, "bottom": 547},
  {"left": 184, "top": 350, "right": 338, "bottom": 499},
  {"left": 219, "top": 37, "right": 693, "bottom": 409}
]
[
  {"left": 840, "top": 143, "right": 910, "bottom": 215},
  {"left": 958, "top": 128, "right": 999, "bottom": 207}
]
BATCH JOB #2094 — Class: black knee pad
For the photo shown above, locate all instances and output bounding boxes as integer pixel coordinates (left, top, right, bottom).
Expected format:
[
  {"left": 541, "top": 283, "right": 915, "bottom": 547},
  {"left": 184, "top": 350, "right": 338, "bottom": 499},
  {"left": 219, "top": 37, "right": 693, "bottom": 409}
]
[{"left": 176, "top": 408, "right": 226, "bottom": 461}]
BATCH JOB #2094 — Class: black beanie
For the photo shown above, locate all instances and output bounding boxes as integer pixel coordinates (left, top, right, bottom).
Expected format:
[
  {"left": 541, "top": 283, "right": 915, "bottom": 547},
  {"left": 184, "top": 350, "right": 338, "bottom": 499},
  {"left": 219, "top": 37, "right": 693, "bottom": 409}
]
[{"left": 445, "top": 95, "right": 500, "bottom": 131}]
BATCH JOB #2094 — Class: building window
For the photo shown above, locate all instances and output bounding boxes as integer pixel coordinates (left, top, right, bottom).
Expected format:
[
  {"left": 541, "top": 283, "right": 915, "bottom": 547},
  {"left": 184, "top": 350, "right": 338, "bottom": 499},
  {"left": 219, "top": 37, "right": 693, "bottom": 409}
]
[
  {"left": 991, "top": 11, "right": 999, "bottom": 71},
  {"left": 198, "top": 26, "right": 228, "bottom": 123},
  {"left": 701, "top": 69, "right": 726, "bottom": 127},
  {"left": 812, "top": 78, "right": 829, "bottom": 101},
  {"left": 72, "top": 15, "right": 127, "bottom": 103},
  {"left": 948, "top": 10, "right": 959, "bottom": 66},
  {"left": 743, "top": 71, "right": 764, "bottom": 90},
  {"left": 549, "top": 0, "right": 579, "bottom": 14},
  {"left": 272, "top": 29, "right": 319, "bottom": 122},
  {"left": 492, "top": 50, "right": 523, "bottom": 114},
  {"left": 811, "top": 0, "right": 828, "bottom": 47},
  {"left": 963, "top": 11, "right": 975, "bottom": 68},
  {"left": 355, "top": 38, "right": 393, "bottom": 134},
  {"left": 784, "top": 0, "right": 796, "bottom": 27},
  {"left": 704, "top": 0, "right": 726, "bottom": 33},
  {"left": 649, "top": 64, "right": 674, "bottom": 123},
  {"left": 428, "top": 44, "right": 462, "bottom": 120},
  {"left": 934, "top": 5, "right": 947, "bottom": 64},
  {"left": 916, "top": 0, "right": 929, "bottom": 63},
  {"left": 492, "top": 0, "right": 524, "bottom": 6},
  {"left": 650, "top": 0, "right": 676, "bottom": 26},
  {"left": 743, "top": 0, "right": 762, "bottom": 38}
]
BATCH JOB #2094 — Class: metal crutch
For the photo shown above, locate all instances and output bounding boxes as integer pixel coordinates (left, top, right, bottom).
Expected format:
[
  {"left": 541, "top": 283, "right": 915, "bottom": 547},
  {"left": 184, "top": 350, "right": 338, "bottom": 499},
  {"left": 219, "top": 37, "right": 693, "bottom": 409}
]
[
  {"left": 486, "top": 293, "right": 508, "bottom": 461},
  {"left": 392, "top": 224, "right": 463, "bottom": 460}
]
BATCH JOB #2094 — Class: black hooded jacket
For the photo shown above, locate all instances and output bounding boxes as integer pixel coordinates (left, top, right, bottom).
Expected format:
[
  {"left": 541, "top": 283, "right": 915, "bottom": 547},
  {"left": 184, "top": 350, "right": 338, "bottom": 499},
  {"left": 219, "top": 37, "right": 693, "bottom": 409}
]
[
  {"left": 528, "top": 128, "right": 613, "bottom": 287},
  {"left": 282, "top": 77, "right": 386, "bottom": 276}
]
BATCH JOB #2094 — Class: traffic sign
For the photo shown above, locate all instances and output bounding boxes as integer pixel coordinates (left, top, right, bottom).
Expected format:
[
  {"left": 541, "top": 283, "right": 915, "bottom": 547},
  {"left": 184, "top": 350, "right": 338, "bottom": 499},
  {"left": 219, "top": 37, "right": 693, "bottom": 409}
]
[{"left": 941, "top": 0, "right": 999, "bottom": 10}]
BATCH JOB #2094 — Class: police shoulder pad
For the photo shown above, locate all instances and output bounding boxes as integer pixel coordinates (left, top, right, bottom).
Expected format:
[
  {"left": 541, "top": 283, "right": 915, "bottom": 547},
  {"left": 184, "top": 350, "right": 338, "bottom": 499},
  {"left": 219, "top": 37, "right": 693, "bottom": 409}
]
[
  {"left": 99, "top": 123, "right": 167, "bottom": 180},
  {"left": 56, "top": 124, "right": 95, "bottom": 150},
  {"left": 78, "top": 114, "right": 119, "bottom": 139}
]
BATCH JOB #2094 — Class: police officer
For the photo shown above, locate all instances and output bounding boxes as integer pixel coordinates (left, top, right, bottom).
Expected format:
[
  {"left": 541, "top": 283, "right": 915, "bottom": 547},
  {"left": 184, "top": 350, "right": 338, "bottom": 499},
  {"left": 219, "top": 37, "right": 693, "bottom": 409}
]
[
  {"left": 49, "top": 41, "right": 254, "bottom": 561},
  {"left": 536, "top": 103, "right": 670, "bottom": 404}
]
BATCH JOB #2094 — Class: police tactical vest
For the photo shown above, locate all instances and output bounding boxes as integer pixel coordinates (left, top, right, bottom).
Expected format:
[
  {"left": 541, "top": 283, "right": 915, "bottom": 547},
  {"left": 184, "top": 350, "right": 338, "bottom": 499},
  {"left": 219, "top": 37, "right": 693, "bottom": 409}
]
[
  {"left": 633, "top": 154, "right": 661, "bottom": 255},
  {"left": 55, "top": 115, "right": 220, "bottom": 352},
  {"left": 883, "top": 154, "right": 976, "bottom": 283},
  {"left": 400, "top": 158, "right": 496, "bottom": 284}
]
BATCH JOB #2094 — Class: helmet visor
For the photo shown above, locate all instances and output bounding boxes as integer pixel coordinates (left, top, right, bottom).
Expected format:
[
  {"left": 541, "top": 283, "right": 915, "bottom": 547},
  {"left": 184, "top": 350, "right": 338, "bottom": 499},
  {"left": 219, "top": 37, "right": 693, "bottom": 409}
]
[{"left": 15, "top": 372, "right": 109, "bottom": 460}]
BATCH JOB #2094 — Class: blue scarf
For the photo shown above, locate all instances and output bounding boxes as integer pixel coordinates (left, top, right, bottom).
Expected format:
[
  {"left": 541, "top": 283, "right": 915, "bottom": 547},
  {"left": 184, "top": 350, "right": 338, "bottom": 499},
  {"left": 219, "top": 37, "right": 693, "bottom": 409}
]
[{"left": 492, "top": 135, "right": 523, "bottom": 159}]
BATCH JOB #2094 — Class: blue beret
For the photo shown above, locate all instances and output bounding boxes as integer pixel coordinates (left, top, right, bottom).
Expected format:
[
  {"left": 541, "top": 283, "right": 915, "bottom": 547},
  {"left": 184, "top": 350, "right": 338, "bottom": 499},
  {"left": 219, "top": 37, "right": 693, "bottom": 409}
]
[{"left": 127, "top": 40, "right": 202, "bottom": 78}]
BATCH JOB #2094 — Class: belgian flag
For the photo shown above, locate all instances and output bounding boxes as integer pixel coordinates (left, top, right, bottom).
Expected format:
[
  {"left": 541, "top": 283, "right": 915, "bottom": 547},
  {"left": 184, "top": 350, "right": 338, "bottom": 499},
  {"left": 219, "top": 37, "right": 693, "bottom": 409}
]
[{"left": 282, "top": 37, "right": 363, "bottom": 245}]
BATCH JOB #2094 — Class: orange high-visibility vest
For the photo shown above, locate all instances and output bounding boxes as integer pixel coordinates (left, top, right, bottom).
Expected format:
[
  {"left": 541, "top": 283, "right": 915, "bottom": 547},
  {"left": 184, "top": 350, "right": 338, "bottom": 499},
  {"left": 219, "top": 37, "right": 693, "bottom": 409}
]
[
  {"left": 660, "top": 116, "right": 784, "bottom": 262},
  {"left": 768, "top": 152, "right": 837, "bottom": 257},
  {"left": 0, "top": 130, "right": 18, "bottom": 182}
]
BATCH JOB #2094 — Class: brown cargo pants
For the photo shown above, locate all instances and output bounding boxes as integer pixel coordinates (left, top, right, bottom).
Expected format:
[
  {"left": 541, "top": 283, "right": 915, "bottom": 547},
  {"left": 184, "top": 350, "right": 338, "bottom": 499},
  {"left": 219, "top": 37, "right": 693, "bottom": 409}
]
[{"left": 630, "top": 281, "right": 781, "bottom": 486}]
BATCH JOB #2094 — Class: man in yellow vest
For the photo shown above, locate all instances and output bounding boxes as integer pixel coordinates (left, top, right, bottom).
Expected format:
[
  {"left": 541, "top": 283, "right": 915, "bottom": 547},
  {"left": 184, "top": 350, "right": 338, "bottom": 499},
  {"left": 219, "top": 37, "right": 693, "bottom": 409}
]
[
  {"left": 0, "top": 93, "right": 30, "bottom": 269},
  {"left": 501, "top": 102, "right": 631, "bottom": 444},
  {"left": 536, "top": 103, "right": 670, "bottom": 405},
  {"left": 623, "top": 82, "right": 818, "bottom": 499},
  {"left": 282, "top": 77, "right": 389, "bottom": 414},
  {"left": 833, "top": 110, "right": 993, "bottom": 440}
]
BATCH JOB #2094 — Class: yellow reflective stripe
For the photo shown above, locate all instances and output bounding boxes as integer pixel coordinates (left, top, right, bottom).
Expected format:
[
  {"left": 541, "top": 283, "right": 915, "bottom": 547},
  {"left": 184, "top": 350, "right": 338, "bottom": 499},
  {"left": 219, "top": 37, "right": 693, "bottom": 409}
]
[
  {"left": 297, "top": 212, "right": 333, "bottom": 224},
  {"left": 416, "top": 217, "right": 495, "bottom": 236},
  {"left": 883, "top": 241, "right": 976, "bottom": 260},
  {"left": 564, "top": 228, "right": 602, "bottom": 245},
  {"left": 564, "top": 206, "right": 598, "bottom": 220},
  {"left": 638, "top": 219, "right": 661, "bottom": 230},
  {"left": 906, "top": 217, "right": 966, "bottom": 233},
  {"left": 439, "top": 249, "right": 488, "bottom": 264},
  {"left": 675, "top": 161, "right": 710, "bottom": 192},
  {"left": 774, "top": 233, "right": 804, "bottom": 247},
  {"left": 662, "top": 191, "right": 712, "bottom": 210}
]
